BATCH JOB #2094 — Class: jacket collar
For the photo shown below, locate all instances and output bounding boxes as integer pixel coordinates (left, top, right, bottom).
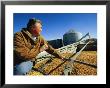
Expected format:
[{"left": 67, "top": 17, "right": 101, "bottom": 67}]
[{"left": 21, "top": 28, "right": 39, "bottom": 44}]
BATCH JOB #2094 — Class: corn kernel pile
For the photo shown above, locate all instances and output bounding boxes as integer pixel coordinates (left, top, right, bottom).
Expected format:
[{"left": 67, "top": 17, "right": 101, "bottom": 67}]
[
  {"left": 27, "top": 70, "right": 43, "bottom": 75},
  {"left": 76, "top": 51, "right": 97, "bottom": 65},
  {"left": 27, "top": 51, "right": 97, "bottom": 76},
  {"left": 73, "top": 63, "right": 97, "bottom": 75},
  {"left": 43, "top": 58, "right": 62, "bottom": 74}
]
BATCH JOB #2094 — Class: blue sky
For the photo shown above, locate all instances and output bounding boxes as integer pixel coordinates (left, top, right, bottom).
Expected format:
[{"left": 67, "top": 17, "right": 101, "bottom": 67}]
[{"left": 14, "top": 13, "right": 97, "bottom": 40}]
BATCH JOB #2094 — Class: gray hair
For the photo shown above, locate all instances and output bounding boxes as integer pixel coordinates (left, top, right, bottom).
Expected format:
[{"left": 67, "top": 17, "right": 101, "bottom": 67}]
[{"left": 27, "top": 18, "right": 42, "bottom": 30}]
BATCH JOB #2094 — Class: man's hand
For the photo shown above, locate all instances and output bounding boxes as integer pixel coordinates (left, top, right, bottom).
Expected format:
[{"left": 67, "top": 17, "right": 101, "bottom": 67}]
[{"left": 40, "top": 44, "right": 48, "bottom": 52}]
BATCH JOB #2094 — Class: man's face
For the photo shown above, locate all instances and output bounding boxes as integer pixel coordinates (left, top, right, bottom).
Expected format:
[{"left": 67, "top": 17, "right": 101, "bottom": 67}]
[{"left": 32, "top": 22, "right": 42, "bottom": 36}]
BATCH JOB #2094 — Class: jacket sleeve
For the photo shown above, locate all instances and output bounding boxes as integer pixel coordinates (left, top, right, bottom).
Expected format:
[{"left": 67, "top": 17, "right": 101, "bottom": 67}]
[
  {"left": 39, "top": 35, "right": 63, "bottom": 59},
  {"left": 46, "top": 44, "right": 63, "bottom": 59},
  {"left": 14, "top": 32, "right": 40, "bottom": 60}
]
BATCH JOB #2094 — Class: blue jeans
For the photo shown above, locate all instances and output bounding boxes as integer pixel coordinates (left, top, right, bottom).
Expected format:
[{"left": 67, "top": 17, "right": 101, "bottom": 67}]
[{"left": 14, "top": 61, "right": 33, "bottom": 75}]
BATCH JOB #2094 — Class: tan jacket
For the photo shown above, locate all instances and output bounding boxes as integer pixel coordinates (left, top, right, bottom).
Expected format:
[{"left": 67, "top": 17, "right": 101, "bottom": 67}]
[{"left": 14, "top": 28, "right": 62, "bottom": 65}]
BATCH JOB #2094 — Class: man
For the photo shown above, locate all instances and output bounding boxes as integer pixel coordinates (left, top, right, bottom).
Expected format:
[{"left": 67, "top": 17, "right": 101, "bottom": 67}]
[{"left": 14, "top": 18, "right": 64, "bottom": 75}]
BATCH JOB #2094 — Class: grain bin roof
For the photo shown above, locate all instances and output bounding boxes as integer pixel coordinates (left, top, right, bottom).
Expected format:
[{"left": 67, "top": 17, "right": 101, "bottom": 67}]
[
  {"left": 64, "top": 29, "right": 82, "bottom": 35},
  {"left": 65, "top": 29, "right": 76, "bottom": 34}
]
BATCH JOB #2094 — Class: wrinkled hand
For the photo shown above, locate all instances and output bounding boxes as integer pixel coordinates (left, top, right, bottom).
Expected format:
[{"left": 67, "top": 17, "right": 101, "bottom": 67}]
[{"left": 40, "top": 44, "right": 48, "bottom": 52}]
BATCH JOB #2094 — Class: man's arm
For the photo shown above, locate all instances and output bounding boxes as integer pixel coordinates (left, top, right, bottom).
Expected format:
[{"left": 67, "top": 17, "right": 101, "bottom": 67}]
[
  {"left": 46, "top": 44, "right": 63, "bottom": 59},
  {"left": 39, "top": 35, "right": 63, "bottom": 59},
  {"left": 14, "top": 32, "right": 40, "bottom": 60}
]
